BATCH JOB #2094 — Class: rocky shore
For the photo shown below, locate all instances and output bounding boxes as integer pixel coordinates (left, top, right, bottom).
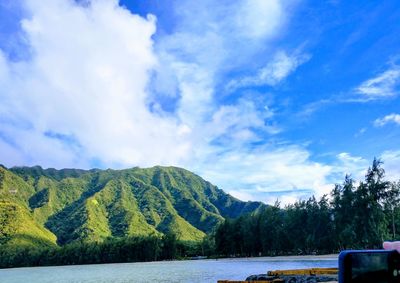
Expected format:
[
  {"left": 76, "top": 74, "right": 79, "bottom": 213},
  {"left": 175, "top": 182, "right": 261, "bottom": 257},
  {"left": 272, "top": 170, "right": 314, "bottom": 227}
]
[{"left": 245, "top": 274, "right": 338, "bottom": 282}]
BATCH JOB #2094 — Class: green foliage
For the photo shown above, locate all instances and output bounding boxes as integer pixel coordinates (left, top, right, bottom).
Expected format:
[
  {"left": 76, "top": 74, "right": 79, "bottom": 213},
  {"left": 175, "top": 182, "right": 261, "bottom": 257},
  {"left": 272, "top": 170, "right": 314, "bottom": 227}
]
[
  {"left": 0, "top": 164, "right": 264, "bottom": 267},
  {"left": 3, "top": 159, "right": 399, "bottom": 267},
  {"left": 29, "top": 188, "right": 50, "bottom": 209},
  {"left": 215, "top": 158, "right": 400, "bottom": 257},
  {"left": 10, "top": 166, "right": 96, "bottom": 181},
  {"left": 0, "top": 201, "right": 57, "bottom": 249},
  {"left": 0, "top": 235, "right": 204, "bottom": 268}
]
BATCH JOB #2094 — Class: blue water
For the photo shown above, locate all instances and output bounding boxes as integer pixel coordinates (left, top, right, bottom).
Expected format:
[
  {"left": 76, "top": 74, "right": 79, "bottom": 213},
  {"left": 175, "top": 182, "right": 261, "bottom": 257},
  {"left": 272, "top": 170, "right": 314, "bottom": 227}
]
[{"left": 0, "top": 255, "right": 338, "bottom": 283}]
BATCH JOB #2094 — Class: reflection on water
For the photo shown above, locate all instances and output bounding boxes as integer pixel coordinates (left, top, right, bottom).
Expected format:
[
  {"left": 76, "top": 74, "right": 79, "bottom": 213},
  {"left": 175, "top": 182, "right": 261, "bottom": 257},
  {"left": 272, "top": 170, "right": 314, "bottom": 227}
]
[{"left": 0, "top": 255, "right": 338, "bottom": 283}]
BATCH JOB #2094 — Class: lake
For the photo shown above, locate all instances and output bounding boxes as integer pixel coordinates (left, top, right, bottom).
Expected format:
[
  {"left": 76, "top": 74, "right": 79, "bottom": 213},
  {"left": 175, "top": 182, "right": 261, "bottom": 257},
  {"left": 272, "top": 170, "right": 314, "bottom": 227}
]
[{"left": 0, "top": 255, "right": 338, "bottom": 283}]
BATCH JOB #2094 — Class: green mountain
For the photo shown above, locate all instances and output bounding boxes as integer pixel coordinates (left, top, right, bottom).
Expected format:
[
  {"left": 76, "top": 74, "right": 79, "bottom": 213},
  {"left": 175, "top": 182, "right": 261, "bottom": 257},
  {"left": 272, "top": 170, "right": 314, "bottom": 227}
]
[{"left": 0, "top": 165, "right": 264, "bottom": 249}]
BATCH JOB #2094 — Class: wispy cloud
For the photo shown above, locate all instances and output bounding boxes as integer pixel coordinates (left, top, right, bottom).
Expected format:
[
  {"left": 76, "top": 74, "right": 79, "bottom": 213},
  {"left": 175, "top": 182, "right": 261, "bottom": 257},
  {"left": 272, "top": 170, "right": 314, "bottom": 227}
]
[
  {"left": 229, "top": 188, "right": 314, "bottom": 206},
  {"left": 297, "top": 65, "right": 400, "bottom": 118},
  {"left": 374, "top": 113, "right": 400, "bottom": 127},
  {"left": 223, "top": 150, "right": 400, "bottom": 205},
  {"left": 297, "top": 99, "right": 334, "bottom": 118},
  {"left": 198, "top": 144, "right": 334, "bottom": 205},
  {"left": 380, "top": 150, "right": 400, "bottom": 181},
  {"left": 354, "top": 127, "right": 367, "bottom": 138},
  {"left": 334, "top": 152, "right": 369, "bottom": 180},
  {"left": 332, "top": 152, "right": 400, "bottom": 184},
  {"left": 153, "top": 0, "right": 295, "bottom": 123},
  {"left": 226, "top": 51, "right": 311, "bottom": 92},
  {"left": 356, "top": 66, "right": 400, "bottom": 99},
  {"left": 299, "top": 64, "right": 400, "bottom": 118}
]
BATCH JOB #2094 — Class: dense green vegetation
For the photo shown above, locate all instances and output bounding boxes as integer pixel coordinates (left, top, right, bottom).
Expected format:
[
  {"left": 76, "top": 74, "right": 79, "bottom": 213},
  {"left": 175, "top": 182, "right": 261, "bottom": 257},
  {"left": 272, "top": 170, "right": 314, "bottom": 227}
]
[
  {"left": 2, "top": 160, "right": 399, "bottom": 268},
  {"left": 215, "top": 159, "right": 400, "bottom": 256},
  {"left": 0, "top": 233, "right": 214, "bottom": 268},
  {"left": 0, "top": 165, "right": 262, "bottom": 268}
]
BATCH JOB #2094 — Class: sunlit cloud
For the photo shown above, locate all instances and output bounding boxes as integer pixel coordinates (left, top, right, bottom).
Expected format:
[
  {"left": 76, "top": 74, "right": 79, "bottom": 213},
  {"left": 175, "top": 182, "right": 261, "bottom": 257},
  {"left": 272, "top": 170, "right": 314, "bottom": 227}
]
[
  {"left": 334, "top": 152, "right": 369, "bottom": 181},
  {"left": 356, "top": 66, "right": 400, "bottom": 99},
  {"left": 0, "top": 0, "right": 296, "bottom": 170},
  {"left": 0, "top": 0, "right": 191, "bottom": 169},
  {"left": 380, "top": 150, "right": 400, "bottom": 181},
  {"left": 374, "top": 113, "right": 400, "bottom": 127},
  {"left": 226, "top": 51, "right": 311, "bottom": 92},
  {"left": 197, "top": 145, "right": 333, "bottom": 205}
]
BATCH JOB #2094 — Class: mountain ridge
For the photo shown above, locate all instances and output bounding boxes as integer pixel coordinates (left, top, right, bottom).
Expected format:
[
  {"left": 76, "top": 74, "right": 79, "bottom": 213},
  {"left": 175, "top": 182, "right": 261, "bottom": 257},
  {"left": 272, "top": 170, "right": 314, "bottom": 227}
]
[{"left": 0, "top": 165, "right": 265, "bottom": 249}]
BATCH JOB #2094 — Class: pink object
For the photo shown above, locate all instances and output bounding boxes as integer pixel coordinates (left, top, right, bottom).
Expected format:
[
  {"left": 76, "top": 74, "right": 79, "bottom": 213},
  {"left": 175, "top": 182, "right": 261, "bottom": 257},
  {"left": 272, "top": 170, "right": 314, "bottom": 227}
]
[{"left": 383, "top": 241, "right": 400, "bottom": 252}]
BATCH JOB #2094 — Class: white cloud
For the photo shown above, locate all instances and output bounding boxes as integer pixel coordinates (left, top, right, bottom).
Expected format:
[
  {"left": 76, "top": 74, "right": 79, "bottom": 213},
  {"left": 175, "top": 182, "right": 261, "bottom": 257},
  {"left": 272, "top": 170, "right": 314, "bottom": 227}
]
[
  {"left": 275, "top": 195, "right": 300, "bottom": 206},
  {"left": 154, "top": 0, "right": 295, "bottom": 127},
  {"left": 227, "top": 51, "right": 311, "bottom": 91},
  {"left": 333, "top": 152, "right": 400, "bottom": 184},
  {"left": 354, "top": 127, "right": 367, "bottom": 138},
  {"left": 217, "top": 151, "right": 400, "bottom": 206},
  {"left": 334, "top": 152, "right": 369, "bottom": 181},
  {"left": 1, "top": 0, "right": 348, "bottom": 208},
  {"left": 0, "top": 0, "right": 191, "bottom": 168},
  {"left": 297, "top": 99, "right": 333, "bottom": 118},
  {"left": 197, "top": 145, "right": 333, "bottom": 204},
  {"left": 356, "top": 66, "right": 400, "bottom": 99},
  {"left": 0, "top": 51, "right": 9, "bottom": 81},
  {"left": 230, "top": 187, "right": 308, "bottom": 206},
  {"left": 208, "top": 99, "right": 278, "bottom": 141},
  {"left": 228, "top": 190, "right": 254, "bottom": 202},
  {"left": 219, "top": 149, "right": 400, "bottom": 206},
  {"left": 0, "top": 0, "right": 297, "bottom": 171},
  {"left": 380, "top": 150, "right": 400, "bottom": 181},
  {"left": 235, "top": 0, "right": 284, "bottom": 39},
  {"left": 0, "top": 0, "right": 296, "bottom": 170},
  {"left": 374, "top": 113, "right": 400, "bottom": 127}
]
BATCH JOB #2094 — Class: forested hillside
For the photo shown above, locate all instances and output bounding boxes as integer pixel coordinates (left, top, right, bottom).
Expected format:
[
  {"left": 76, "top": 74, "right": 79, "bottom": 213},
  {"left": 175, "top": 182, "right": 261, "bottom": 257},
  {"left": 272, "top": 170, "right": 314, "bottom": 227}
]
[{"left": 0, "top": 165, "right": 264, "bottom": 250}]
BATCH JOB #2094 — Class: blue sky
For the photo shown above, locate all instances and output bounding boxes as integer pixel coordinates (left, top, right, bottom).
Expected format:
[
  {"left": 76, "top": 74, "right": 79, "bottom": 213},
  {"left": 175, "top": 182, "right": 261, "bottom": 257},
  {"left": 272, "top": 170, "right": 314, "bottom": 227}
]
[{"left": 0, "top": 0, "right": 400, "bottom": 204}]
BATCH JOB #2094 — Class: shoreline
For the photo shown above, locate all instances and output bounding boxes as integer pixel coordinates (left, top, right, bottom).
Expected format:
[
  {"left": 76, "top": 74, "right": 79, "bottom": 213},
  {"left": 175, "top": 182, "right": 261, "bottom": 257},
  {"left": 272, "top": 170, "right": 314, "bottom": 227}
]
[
  {"left": 0, "top": 254, "right": 339, "bottom": 270},
  {"left": 218, "top": 254, "right": 339, "bottom": 261}
]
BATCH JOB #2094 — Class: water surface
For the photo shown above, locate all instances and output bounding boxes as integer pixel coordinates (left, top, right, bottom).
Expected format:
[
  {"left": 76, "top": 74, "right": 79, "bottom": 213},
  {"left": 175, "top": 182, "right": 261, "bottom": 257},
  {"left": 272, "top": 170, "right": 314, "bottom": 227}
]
[{"left": 0, "top": 255, "right": 338, "bottom": 283}]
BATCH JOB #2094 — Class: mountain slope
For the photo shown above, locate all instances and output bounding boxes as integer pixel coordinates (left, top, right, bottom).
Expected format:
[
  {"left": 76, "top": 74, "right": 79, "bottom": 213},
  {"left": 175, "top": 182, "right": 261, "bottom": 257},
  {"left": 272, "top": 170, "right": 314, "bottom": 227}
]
[{"left": 0, "top": 165, "right": 265, "bottom": 247}]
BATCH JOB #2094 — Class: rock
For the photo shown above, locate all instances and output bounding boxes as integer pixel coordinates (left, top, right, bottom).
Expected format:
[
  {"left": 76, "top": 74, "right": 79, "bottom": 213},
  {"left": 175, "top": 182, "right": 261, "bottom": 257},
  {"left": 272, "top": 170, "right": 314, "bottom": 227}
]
[
  {"left": 245, "top": 274, "right": 338, "bottom": 282},
  {"left": 245, "top": 274, "right": 276, "bottom": 281}
]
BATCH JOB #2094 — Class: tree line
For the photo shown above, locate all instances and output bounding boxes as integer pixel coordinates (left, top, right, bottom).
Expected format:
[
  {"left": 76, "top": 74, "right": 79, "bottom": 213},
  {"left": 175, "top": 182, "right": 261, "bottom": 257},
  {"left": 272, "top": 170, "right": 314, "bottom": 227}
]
[
  {"left": 0, "top": 233, "right": 209, "bottom": 268},
  {"left": 215, "top": 159, "right": 400, "bottom": 256}
]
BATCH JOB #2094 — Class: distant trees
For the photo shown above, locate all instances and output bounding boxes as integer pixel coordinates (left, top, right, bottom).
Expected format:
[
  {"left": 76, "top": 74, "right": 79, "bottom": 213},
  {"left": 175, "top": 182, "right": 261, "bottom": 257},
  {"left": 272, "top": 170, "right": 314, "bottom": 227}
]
[
  {"left": 215, "top": 158, "right": 400, "bottom": 256},
  {"left": 214, "top": 196, "right": 337, "bottom": 256},
  {"left": 0, "top": 233, "right": 210, "bottom": 268},
  {"left": 331, "top": 159, "right": 397, "bottom": 249},
  {"left": 331, "top": 175, "right": 357, "bottom": 249}
]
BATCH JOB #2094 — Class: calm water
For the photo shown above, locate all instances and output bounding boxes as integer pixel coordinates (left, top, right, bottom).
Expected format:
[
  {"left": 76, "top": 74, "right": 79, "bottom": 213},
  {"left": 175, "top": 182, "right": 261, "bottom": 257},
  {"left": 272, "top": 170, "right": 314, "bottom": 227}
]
[{"left": 0, "top": 255, "right": 338, "bottom": 283}]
